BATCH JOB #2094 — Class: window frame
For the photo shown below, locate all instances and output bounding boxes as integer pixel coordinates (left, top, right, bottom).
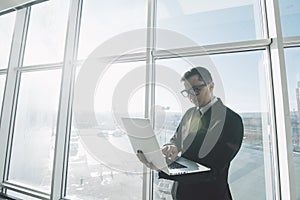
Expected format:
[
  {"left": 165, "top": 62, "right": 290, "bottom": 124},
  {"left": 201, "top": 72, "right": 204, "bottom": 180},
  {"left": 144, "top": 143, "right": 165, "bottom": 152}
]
[{"left": 0, "top": 0, "right": 300, "bottom": 199}]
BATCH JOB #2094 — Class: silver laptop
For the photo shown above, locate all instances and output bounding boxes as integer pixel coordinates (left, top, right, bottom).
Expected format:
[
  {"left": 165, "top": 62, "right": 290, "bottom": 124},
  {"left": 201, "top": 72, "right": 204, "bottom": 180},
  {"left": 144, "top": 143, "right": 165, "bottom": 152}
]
[{"left": 121, "top": 117, "right": 210, "bottom": 176}]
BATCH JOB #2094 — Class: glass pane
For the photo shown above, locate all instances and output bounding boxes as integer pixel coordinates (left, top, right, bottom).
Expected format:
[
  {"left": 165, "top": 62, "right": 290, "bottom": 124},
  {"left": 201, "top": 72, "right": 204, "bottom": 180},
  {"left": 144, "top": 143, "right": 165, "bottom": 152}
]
[
  {"left": 8, "top": 69, "right": 62, "bottom": 192},
  {"left": 0, "top": 12, "right": 16, "bottom": 69},
  {"left": 67, "top": 61, "right": 146, "bottom": 199},
  {"left": 156, "top": 0, "right": 264, "bottom": 49},
  {"left": 154, "top": 51, "right": 276, "bottom": 199},
  {"left": 279, "top": 0, "right": 300, "bottom": 37},
  {"left": 285, "top": 47, "right": 300, "bottom": 199},
  {"left": 0, "top": 75, "right": 6, "bottom": 119},
  {"left": 23, "top": 0, "right": 69, "bottom": 66},
  {"left": 77, "top": 0, "right": 147, "bottom": 60}
]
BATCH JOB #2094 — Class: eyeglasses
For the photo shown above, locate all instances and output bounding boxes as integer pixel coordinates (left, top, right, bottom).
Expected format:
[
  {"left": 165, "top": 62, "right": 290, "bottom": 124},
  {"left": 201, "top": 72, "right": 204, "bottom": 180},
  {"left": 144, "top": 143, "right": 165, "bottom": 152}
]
[{"left": 181, "top": 84, "right": 207, "bottom": 97}]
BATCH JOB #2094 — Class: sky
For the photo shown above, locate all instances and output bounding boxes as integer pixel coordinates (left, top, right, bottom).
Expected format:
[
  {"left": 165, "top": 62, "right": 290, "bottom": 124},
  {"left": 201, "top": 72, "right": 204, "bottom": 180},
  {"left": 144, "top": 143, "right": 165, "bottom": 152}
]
[{"left": 0, "top": 0, "right": 299, "bottom": 114}]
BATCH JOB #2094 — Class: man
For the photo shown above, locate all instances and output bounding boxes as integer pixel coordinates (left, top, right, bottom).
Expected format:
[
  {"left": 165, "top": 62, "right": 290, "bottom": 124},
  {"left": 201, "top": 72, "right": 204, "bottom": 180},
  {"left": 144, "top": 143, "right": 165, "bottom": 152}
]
[{"left": 137, "top": 67, "right": 244, "bottom": 200}]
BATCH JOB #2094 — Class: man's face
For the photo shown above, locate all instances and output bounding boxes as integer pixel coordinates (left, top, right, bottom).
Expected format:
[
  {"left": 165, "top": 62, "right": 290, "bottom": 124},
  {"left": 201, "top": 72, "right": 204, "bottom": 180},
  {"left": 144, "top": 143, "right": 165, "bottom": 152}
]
[{"left": 183, "top": 75, "right": 214, "bottom": 107}]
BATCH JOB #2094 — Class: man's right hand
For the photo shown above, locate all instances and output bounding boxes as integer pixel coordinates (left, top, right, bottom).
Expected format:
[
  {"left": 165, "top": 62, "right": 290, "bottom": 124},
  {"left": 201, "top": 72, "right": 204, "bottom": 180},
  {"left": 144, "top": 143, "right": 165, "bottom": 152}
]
[{"left": 161, "top": 144, "right": 179, "bottom": 164}]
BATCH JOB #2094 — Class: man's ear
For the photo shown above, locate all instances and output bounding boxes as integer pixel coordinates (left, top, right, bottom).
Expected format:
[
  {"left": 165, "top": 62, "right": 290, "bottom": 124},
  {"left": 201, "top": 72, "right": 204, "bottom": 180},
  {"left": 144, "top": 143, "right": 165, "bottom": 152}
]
[{"left": 209, "top": 81, "right": 215, "bottom": 90}]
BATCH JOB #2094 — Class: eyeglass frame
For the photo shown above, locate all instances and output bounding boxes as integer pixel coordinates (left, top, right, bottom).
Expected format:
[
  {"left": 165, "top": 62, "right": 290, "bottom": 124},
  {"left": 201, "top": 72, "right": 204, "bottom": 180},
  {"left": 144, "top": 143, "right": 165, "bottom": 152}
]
[{"left": 181, "top": 83, "right": 207, "bottom": 97}]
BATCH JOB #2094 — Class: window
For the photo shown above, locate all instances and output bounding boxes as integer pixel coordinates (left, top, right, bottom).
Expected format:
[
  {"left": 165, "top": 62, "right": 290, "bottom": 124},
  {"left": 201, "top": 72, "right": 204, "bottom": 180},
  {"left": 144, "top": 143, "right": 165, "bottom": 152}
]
[
  {"left": 23, "top": 0, "right": 69, "bottom": 66},
  {"left": 0, "top": 12, "right": 16, "bottom": 69},
  {"left": 154, "top": 51, "right": 276, "bottom": 199},
  {"left": 285, "top": 47, "right": 300, "bottom": 199},
  {"left": 156, "top": 0, "right": 264, "bottom": 49},
  {"left": 279, "top": 0, "right": 300, "bottom": 37},
  {"left": 0, "top": 75, "right": 6, "bottom": 119},
  {"left": 77, "top": 0, "right": 147, "bottom": 60},
  {"left": 66, "top": 61, "right": 146, "bottom": 199},
  {"left": 0, "top": 0, "right": 299, "bottom": 199},
  {"left": 8, "top": 69, "right": 61, "bottom": 192}
]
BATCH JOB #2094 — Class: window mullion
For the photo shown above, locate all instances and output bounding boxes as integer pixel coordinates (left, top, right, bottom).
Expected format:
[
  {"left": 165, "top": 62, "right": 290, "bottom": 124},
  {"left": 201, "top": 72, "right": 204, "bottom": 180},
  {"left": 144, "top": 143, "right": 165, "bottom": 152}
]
[
  {"left": 50, "top": 0, "right": 82, "bottom": 199},
  {"left": 0, "top": 7, "right": 30, "bottom": 187},
  {"left": 265, "top": 0, "right": 296, "bottom": 199}
]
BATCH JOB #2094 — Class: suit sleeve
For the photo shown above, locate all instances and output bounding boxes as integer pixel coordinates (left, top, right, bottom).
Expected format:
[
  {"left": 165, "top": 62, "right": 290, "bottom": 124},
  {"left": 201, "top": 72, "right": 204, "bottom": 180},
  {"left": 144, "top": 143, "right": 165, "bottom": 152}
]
[
  {"left": 164, "top": 108, "right": 193, "bottom": 152},
  {"left": 164, "top": 125, "right": 182, "bottom": 152},
  {"left": 210, "top": 114, "right": 244, "bottom": 170}
]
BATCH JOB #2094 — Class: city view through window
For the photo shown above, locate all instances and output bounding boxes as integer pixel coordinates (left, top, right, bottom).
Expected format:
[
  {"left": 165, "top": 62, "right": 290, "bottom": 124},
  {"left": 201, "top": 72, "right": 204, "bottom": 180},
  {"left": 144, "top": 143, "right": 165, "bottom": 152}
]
[{"left": 0, "top": 0, "right": 300, "bottom": 199}]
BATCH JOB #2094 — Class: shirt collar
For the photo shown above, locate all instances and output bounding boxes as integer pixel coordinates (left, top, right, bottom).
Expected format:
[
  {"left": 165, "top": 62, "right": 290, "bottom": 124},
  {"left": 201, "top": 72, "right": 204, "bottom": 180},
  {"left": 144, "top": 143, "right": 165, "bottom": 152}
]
[{"left": 198, "top": 97, "right": 218, "bottom": 115}]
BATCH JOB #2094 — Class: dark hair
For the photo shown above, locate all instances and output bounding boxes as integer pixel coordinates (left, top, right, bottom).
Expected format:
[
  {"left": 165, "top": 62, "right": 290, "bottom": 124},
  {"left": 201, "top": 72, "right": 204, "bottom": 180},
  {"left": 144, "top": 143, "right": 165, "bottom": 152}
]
[{"left": 181, "top": 67, "right": 212, "bottom": 84}]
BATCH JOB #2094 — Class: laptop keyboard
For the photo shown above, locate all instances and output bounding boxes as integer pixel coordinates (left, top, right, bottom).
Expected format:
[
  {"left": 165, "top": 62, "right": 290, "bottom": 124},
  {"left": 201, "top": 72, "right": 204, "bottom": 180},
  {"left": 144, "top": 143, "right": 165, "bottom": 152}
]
[{"left": 168, "top": 161, "right": 187, "bottom": 169}]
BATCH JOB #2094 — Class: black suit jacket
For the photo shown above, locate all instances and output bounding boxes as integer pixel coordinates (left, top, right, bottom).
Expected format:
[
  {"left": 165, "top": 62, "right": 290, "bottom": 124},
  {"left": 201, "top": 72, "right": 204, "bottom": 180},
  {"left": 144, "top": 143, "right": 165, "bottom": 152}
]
[{"left": 159, "top": 98, "right": 244, "bottom": 200}]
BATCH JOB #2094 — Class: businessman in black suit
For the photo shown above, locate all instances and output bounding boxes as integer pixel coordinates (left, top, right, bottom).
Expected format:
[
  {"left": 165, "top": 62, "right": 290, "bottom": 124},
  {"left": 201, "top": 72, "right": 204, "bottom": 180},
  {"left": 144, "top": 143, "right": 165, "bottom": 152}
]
[{"left": 137, "top": 67, "right": 244, "bottom": 200}]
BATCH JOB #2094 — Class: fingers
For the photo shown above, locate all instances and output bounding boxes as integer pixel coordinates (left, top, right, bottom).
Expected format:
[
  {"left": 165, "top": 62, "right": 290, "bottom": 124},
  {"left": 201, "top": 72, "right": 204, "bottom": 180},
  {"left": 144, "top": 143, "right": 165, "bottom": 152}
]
[
  {"left": 162, "top": 145, "right": 172, "bottom": 157},
  {"left": 161, "top": 145, "right": 168, "bottom": 155},
  {"left": 162, "top": 145, "right": 178, "bottom": 159},
  {"left": 136, "top": 150, "right": 148, "bottom": 164},
  {"left": 136, "top": 150, "right": 160, "bottom": 171},
  {"left": 170, "top": 147, "right": 178, "bottom": 160},
  {"left": 161, "top": 145, "right": 179, "bottom": 164}
]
